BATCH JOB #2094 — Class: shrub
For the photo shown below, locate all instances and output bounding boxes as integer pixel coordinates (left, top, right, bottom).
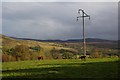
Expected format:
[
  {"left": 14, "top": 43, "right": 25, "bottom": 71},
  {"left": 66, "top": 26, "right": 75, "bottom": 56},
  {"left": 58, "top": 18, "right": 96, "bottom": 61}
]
[
  {"left": 90, "top": 48, "right": 103, "bottom": 58},
  {"left": 30, "top": 45, "right": 41, "bottom": 51},
  {"left": 50, "top": 48, "right": 62, "bottom": 59},
  {"left": 2, "top": 54, "right": 9, "bottom": 62},
  {"left": 62, "top": 52, "right": 74, "bottom": 59},
  {"left": 12, "top": 45, "right": 30, "bottom": 61}
]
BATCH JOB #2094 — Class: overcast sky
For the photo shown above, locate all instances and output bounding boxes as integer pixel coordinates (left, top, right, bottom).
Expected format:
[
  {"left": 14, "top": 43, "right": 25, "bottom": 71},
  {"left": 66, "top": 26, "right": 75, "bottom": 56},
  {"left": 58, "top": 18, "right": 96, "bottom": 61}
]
[{"left": 2, "top": 2, "right": 118, "bottom": 40}]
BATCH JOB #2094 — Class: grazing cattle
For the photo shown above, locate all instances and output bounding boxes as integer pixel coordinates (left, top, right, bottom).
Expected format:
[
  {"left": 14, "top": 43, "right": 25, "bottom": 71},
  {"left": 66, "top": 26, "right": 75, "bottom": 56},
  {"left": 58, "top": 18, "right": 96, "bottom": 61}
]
[
  {"left": 38, "top": 56, "right": 43, "bottom": 60},
  {"left": 80, "top": 56, "right": 86, "bottom": 60}
]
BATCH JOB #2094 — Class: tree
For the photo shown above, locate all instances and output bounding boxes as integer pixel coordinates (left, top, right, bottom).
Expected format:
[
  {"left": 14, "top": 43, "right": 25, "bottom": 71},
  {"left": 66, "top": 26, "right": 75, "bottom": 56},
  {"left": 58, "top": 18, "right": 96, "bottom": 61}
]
[
  {"left": 2, "top": 54, "right": 9, "bottom": 62},
  {"left": 62, "top": 52, "right": 74, "bottom": 59},
  {"left": 50, "top": 47, "right": 62, "bottom": 59},
  {"left": 90, "top": 48, "right": 103, "bottom": 58},
  {"left": 13, "top": 45, "right": 29, "bottom": 61},
  {"left": 30, "top": 45, "right": 41, "bottom": 51},
  {"left": 2, "top": 46, "right": 13, "bottom": 54}
]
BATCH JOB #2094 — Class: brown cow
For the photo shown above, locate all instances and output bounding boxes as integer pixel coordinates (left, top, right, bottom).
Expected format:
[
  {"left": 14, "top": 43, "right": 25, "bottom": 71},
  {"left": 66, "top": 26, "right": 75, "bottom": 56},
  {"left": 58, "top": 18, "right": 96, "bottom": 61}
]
[{"left": 38, "top": 56, "right": 43, "bottom": 60}]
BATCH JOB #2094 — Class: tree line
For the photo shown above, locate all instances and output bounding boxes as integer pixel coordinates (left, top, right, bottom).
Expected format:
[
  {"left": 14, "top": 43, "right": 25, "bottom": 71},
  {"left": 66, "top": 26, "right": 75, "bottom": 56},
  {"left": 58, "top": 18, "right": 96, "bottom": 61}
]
[{"left": 2, "top": 44, "right": 119, "bottom": 62}]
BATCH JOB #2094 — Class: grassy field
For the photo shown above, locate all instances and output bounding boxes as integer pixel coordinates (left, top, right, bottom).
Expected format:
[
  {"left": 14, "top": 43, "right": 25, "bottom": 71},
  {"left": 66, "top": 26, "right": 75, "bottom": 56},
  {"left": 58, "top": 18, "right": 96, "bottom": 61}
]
[{"left": 2, "top": 58, "right": 119, "bottom": 79}]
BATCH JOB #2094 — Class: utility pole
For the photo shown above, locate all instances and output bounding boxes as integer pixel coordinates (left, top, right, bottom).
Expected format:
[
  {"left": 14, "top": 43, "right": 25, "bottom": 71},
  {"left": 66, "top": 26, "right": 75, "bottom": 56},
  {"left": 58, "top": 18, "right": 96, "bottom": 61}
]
[{"left": 77, "top": 9, "right": 90, "bottom": 56}]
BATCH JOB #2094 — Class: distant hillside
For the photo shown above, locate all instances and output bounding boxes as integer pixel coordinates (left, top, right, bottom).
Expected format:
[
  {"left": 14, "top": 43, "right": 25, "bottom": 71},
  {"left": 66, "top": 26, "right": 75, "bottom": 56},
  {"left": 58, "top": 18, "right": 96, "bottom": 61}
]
[
  {"left": 2, "top": 34, "right": 19, "bottom": 47},
  {"left": 1, "top": 34, "right": 119, "bottom": 62},
  {"left": 2, "top": 34, "right": 81, "bottom": 61},
  {"left": 1, "top": 34, "right": 78, "bottom": 54},
  {"left": 10, "top": 36, "right": 117, "bottom": 43},
  {"left": 66, "top": 38, "right": 117, "bottom": 43},
  {"left": 7, "top": 36, "right": 117, "bottom": 49}
]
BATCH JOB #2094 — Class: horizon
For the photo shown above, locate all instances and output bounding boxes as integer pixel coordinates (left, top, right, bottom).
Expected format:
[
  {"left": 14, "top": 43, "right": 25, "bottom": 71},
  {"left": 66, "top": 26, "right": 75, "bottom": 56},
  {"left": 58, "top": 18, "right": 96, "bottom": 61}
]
[{"left": 1, "top": 34, "right": 118, "bottom": 41}]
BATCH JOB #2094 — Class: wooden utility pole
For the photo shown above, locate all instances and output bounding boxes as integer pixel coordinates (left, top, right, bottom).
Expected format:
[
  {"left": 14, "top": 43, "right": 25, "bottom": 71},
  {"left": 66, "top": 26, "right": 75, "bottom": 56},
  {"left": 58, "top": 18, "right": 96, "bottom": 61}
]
[{"left": 77, "top": 9, "right": 90, "bottom": 56}]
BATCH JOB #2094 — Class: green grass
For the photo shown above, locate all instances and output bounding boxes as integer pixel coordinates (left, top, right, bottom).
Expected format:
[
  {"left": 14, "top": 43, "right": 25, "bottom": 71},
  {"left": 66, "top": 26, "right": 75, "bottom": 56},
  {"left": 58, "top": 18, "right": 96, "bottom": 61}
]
[{"left": 2, "top": 58, "right": 119, "bottom": 79}]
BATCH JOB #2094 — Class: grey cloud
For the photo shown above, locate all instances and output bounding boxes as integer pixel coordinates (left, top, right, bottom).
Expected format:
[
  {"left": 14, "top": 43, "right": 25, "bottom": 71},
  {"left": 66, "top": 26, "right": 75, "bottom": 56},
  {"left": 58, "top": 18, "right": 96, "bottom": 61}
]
[{"left": 2, "top": 2, "right": 118, "bottom": 40}]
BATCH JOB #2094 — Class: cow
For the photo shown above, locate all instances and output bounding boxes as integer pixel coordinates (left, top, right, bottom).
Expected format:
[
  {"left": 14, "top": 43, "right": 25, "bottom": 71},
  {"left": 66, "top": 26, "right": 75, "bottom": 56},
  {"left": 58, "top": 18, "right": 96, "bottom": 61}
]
[
  {"left": 38, "top": 56, "right": 43, "bottom": 60},
  {"left": 80, "top": 55, "right": 86, "bottom": 61}
]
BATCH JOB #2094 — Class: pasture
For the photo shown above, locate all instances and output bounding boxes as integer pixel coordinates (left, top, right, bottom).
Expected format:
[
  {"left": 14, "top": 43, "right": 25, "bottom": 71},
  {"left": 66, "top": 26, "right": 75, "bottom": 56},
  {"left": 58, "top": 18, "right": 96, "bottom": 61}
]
[{"left": 2, "top": 58, "right": 119, "bottom": 79}]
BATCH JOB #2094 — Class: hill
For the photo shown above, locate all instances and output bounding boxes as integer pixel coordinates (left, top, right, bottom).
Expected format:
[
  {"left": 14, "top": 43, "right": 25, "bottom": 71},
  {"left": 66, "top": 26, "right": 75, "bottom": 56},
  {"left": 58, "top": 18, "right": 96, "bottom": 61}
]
[
  {"left": 10, "top": 36, "right": 117, "bottom": 43},
  {"left": 1, "top": 34, "right": 119, "bottom": 62},
  {"left": 1, "top": 34, "right": 79, "bottom": 61},
  {"left": 1, "top": 34, "right": 118, "bottom": 49},
  {"left": 66, "top": 38, "right": 117, "bottom": 43},
  {"left": 9, "top": 36, "right": 118, "bottom": 49},
  {"left": 2, "top": 34, "right": 118, "bottom": 50}
]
